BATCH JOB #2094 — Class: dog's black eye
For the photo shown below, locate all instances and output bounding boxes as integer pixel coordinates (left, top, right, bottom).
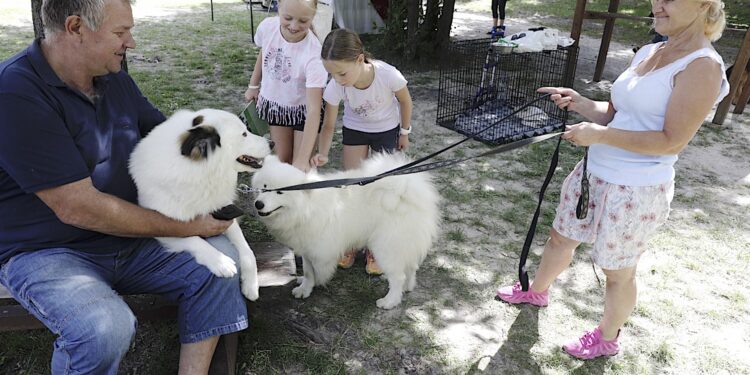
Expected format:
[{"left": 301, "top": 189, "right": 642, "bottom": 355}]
[
  {"left": 263, "top": 184, "right": 267, "bottom": 188},
  {"left": 276, "top": 191, "right": 284, "bottom": 195},
  {"left": 242, "top": 132, "right": 248, "bottom": 137}
]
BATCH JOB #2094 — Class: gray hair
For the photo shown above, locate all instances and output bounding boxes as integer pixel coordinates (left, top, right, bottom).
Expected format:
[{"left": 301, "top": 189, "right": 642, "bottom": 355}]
[{"left": 41, "top": 0, "right": 135, "bottom": 34}]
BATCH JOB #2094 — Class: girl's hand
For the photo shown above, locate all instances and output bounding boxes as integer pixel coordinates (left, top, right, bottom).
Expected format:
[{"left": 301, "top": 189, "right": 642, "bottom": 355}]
[
  {"left": 310, "top": 153, "right": 329, "bottom": 167},
  {"left": 538, "top": 87, "right": 586, "bottom": 114},
  {"left": 398, "top": 134, "right": 410, "bottom": 151},
  {"left": 244, "top": 87, "right": 259, "bottom": 102},
  {"left": 562, "top": 122, "right": 607, "bottom": 147}
]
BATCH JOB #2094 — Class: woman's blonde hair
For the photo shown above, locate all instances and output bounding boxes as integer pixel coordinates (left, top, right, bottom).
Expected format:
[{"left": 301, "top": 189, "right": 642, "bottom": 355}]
[
  {"left": 701, "top": 0, "right": 726, "bottom": 41},
  {"left": 321, "top": 29, "right": 373, "bottom": 63}
]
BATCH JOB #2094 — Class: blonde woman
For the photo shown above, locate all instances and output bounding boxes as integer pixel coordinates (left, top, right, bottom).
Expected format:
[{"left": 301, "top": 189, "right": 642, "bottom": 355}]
[{"left": 497, "top": 0, "right": 729, "bottom": 359}]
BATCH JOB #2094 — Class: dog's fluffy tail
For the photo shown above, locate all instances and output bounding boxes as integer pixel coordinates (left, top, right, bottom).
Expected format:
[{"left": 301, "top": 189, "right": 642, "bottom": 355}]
[{"left": 361, "top": 152, "right": 442, "bottom": 246}]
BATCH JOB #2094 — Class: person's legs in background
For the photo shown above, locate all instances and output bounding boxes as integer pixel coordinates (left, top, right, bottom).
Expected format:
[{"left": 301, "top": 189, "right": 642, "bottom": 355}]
[
  {"left": 336, "top": 127, "right": 399, "bottom": 274},
  {"left": 337, "top": 143, "right": 371, "bottom": 269},
  {"left": 270, "top": 125, "right": 295, "bottom": 164},
  {"left": 488, "top": 0, "right": 507, "bottom": 37}
]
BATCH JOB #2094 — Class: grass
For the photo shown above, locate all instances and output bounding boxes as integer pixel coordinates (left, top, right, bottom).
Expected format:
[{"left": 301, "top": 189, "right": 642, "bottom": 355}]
[{"left": 2, "top": 1, "right": 750, "bottom": 374}]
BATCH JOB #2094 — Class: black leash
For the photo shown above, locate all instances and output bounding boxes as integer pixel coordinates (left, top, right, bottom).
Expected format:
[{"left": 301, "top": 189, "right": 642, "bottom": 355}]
[
  {"left": 518, "top": 136, "right": 562, "bottom": 291},
  {"left": 260, "top": 94, "right": 556, "bottom": 193},
  {"left": 518, "top": 144, "right": 590, "bottom": 291},
  {"left": 263, "top": 131, "right": 562, "bottom": 193}
]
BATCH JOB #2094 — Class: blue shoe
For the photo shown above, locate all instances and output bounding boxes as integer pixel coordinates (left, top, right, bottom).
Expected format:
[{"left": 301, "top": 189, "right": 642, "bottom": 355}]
[
  {"left": 491, "top": 25, "right": 506, "bottom": 38},
  {"left": 486, "top": 26, "right": 497, "bottom": 35}
]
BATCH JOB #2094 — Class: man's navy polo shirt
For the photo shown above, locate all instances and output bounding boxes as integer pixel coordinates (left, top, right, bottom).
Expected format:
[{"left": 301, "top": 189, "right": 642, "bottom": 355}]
[{"left": 0, "top": 39, "right": 167, "bottom": 264}]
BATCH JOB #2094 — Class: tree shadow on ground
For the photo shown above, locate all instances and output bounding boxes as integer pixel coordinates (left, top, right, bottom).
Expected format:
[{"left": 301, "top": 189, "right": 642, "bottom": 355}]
[{"left": 469, "top": 305, "right": 541, "bottom": 374}]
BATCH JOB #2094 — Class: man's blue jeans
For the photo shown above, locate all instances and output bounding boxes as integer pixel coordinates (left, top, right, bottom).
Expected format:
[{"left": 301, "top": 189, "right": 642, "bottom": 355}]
[{"left": 0, "top": 236, "right": 248, "bottom": 374}]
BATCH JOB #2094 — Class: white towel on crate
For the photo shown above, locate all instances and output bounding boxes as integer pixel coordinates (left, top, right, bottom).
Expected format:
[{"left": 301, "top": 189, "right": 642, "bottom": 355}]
[
  {"left": 332, "top": 0, "right": 385, "bottom": 34},
  {"left": 508, "top": 28, "right": 562, "bottom": 53}
]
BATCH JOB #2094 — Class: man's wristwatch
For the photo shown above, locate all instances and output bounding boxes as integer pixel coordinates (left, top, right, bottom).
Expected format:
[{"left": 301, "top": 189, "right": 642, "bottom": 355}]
[{"left": 400, "top": 126, "right": 412, "bottom": 135}]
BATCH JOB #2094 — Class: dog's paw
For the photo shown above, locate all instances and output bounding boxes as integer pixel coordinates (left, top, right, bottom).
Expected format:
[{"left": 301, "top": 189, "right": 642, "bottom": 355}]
[
  {"left": 241, "top": 276, "right": 260, "bottom": 301},
  {"left": 376, "top": 296, "right": 402, "bottom": 310},
  {"left": 292, "top": 284, "right": 313, "bottom": 299},
  {"left": 203, "top": 254, "right": 238, "bottom": 278},
  {"left": 242, "top": 283, "right": 260, "bottom": 301}
]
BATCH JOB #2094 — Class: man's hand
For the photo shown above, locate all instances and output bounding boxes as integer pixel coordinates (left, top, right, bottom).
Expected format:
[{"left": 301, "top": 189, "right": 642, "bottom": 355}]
[{"left": 187, "top": 214, "right": 233, "bottom": 238}]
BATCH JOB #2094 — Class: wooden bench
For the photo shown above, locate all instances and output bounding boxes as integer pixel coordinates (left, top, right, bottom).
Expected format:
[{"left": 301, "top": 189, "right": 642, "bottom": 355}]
[{"left": 0, "top": 241, "right": 297, "bottom": 375}]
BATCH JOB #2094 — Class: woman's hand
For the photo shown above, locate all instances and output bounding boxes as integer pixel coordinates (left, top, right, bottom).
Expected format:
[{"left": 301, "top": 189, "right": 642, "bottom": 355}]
[
  {"left": 562, "top": 122, "right": 607, "bottom": 147},
  {"left": 244, "top": 87, "right": 259, "bottom": 102},
  {"left": 398, "top": 134, "right": 410, "bottom": 150},
  {"left": 538, "top": 87, "right": 588, "bottom": 114},
  {"left": 310, "top": 153, "right": 329, "bottom": 167}
]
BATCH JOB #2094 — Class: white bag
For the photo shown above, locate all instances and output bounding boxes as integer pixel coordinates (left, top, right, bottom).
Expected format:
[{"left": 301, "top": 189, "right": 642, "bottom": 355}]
[{"left": 508, "top": 28, "right": 564, "bottom": 53}]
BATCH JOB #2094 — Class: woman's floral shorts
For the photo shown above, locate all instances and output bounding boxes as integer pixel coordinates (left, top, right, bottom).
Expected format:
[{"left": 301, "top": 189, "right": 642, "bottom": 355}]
[{"left": 553, "top": 161, "right": 674, "bottom": 270}]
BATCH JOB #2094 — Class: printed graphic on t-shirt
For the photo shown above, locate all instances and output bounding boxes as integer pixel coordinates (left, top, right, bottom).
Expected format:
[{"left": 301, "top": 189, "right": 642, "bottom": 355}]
[
  {"left": 265, "top": 48, "right": 292, "bottom": 83},
  {"left": 350, "top": 97, "right": 383, "bottom": 118}
]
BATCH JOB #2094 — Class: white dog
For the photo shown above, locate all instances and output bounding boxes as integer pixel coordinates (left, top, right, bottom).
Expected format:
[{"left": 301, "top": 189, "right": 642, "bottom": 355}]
[
  {"left": 129, "top": 109, "right": 273, "bottom": 301},
  {"left": 251, "top": 153, "right": 441, "bottom": 309}
]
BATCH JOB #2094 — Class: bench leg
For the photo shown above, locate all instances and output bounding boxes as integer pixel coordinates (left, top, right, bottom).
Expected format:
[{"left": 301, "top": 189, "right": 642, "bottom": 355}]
[{"left": 208, "top": 332, "right": 238, "bottom": 375}]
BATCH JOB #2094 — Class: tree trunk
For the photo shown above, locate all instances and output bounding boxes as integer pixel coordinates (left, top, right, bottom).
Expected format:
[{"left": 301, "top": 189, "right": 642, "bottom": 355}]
[
  {"left": 31, "top": 0, "right": 44, "bottom": 39},
  {"left": 436, "top": 0, "right": 455, "bottom": 52},
  {"left": 405, "top": 0, "right": 420, "bottom": 60},
  {"left": 381, "top": 0, "right": 456, "bottom": 63}
]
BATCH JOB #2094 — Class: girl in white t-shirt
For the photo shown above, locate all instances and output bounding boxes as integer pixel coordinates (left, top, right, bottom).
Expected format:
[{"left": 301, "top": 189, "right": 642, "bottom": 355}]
[
  {"left": 311, "top": 29, "right": 414, "bottom": 274},
  {"left": 245, "top": 0, "right": 327, "bottom": 171}
]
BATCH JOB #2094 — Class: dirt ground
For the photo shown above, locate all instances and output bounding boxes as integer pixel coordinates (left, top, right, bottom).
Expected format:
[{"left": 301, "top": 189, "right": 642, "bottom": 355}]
[{"left": 0, "top": 3, "right": 747, "bottom": 374}]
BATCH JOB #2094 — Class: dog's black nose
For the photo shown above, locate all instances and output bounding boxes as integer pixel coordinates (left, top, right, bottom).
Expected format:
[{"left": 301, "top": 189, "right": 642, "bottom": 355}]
[
  {"left": 268, "top": 140, "right": 275, "bottom": 150},
  {"left": 255, "top": 200, "right": 264, "bottom": 210}
]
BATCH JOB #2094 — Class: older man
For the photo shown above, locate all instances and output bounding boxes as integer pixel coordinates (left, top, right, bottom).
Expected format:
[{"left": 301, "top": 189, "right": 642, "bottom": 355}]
[{"left": 0, "top": 0, "right": 248, "bottom": 373}]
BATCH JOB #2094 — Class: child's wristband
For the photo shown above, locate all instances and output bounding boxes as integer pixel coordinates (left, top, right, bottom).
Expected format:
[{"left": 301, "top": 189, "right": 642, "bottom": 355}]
[{"left": 247, "top": 84, "right": 260, "bottom": 89}]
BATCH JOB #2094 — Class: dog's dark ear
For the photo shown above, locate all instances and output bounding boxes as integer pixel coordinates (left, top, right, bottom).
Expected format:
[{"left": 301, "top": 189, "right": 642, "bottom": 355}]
[
  {"left": 192, "top": 115, "right": 204, "bottom": 127},
  {"left": 180, "top": 126, "right": 221, "bottom": 160}
]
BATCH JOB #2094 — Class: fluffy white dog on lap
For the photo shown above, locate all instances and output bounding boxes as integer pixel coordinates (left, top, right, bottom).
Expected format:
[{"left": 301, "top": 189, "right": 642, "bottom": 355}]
[
  {"left": 129, "top": 109, "right": 273, "bottom": 301},
  {"left": 251, "top": 153, "right": 441, "bottom": 309}
]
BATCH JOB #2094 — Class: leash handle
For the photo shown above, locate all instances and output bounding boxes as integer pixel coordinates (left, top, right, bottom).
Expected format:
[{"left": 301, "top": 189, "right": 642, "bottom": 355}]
[{"left": 575, "top": 148, "right": 590, "bottom": 220}]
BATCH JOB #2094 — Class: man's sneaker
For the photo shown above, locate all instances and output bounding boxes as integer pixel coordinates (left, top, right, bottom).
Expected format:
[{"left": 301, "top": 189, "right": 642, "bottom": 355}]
[
  {"left": 563, "top": 327, "right": 620, "bottom": 360},
  {"left": 495, "top": 281, "right": 549, "bottom": 306}
]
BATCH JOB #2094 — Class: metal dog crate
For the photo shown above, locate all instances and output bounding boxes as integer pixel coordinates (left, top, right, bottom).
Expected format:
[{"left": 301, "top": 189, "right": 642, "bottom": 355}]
[{"left": 437, "top": 39, "right": 578, "bottom": 144}]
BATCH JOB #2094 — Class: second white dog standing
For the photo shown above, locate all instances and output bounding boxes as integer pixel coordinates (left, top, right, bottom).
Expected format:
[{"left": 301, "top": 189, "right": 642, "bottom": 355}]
[
  {"left": 129, "top": 109, "right": 273, "bottom": 301},
  {"left": 252, "top": 153, "right": 441, "bottom": 309}
]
